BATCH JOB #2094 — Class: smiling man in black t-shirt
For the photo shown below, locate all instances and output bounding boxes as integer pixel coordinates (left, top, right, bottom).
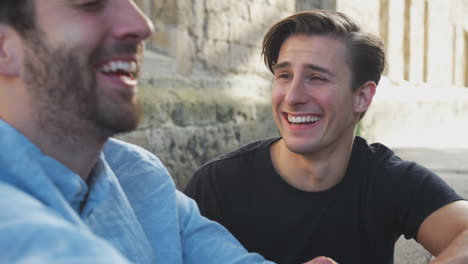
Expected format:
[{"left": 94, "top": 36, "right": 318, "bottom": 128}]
[{"left": 185, "top": 10, "right": 468, "bottom": 264}]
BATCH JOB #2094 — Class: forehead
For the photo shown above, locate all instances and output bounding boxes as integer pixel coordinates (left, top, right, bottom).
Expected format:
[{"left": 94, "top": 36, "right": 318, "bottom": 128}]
[{"left": 277, "top": 34, "right": 350, "bottom": 68}]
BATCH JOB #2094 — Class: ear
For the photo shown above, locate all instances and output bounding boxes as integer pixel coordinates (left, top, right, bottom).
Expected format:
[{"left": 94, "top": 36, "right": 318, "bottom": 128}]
[
  {"left": 0, "top": 25, "right": 22, "bottom": 77},
  {"left": 353, "top": 81, "right": 376, "bottom": 113}
]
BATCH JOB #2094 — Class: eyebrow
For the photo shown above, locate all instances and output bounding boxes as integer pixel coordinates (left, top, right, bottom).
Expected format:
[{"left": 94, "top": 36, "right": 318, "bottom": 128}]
[{"left": 272, "top": 61, "right": 336, "bottom": 77}]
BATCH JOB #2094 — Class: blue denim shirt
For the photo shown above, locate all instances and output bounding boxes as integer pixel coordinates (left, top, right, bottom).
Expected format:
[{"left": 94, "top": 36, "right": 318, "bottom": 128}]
[{"left": 0, "top": 120, "right": 272, "bottom": 263}]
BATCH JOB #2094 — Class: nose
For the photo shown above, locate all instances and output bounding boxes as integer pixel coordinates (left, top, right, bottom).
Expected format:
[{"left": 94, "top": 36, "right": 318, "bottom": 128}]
[
  {"left": 284, "top": 76, "right": 308, "bottom": 106},
  {"left": 112, "top": 0, "right": 154, "bottom": 42}
]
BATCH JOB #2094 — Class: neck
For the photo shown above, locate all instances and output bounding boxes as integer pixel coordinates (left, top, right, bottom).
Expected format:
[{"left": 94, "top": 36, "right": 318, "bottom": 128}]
[
  {"left": 270, "top": 134, "right": 355, "bottom": 192},
  {"left": 30, "top": 124, "right": 107, "bottom": 182},
  {"left": 1, "top": 101, "right": 108, "bottom": 182},
  {"left": 0, "top": 81, "right": 111, "bottom": 182}
]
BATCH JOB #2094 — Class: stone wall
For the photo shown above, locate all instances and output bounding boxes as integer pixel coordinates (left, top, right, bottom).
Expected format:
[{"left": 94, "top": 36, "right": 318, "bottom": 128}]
[
  {"left": 122, "top": 0, "right": 296, "bottom": 189},
  {"left": 135, "top": 0, "right": 294, "bottom": 75},
  {"left": 118, "top": 1, "right": 468, "bottom": 263},
  {"left": 125, "top": 0, "right": 468, "bottom": 189},
  {"left": 139, "top": 0, "right": 468, "bottom": 88},
  {"left": 119, "top": 74, "right": 277, "bottom": 188}
]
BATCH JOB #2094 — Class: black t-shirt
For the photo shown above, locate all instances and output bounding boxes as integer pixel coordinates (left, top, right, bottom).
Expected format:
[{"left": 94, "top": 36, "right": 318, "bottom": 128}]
[{"left": 184, "top": 137, "right": 463, "bottom": 264}]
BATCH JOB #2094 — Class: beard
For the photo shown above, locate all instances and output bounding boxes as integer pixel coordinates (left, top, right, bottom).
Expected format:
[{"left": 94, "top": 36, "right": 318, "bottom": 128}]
[{"left": 22, "top": 33, "right": 143, "bottom": 142}]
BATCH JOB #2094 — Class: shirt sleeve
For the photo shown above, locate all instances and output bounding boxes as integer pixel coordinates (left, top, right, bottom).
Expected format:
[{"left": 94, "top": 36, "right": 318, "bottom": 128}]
[
  {"left": 0, "top": 183, "right": 131, "bottom": 264},
  {"left": 393, "top": 162, "right": 464, "bottom": 240},
  {"left": 176, "top": 191, "right": 274, "bottom": 264},
  {"left": 105, "top": 139, "right": 274, "bottom": 263}
]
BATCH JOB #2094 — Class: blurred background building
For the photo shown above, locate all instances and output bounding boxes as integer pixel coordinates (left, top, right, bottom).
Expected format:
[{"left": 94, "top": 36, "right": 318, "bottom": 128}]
[
  {"left": 122, "top": 1, "right": 468, "bottom": 263},
  {"left": 125, "top": 0, "right": 468, "bottom": 187}
]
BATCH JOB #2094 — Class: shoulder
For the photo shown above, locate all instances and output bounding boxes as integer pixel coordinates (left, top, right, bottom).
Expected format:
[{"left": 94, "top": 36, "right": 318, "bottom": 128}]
[
  {"left": 103, "top": 138, "right": 174, "bottom": 188},
  {"left": 355, "top": 137, "right": 461, "bottom": 207},
  {"left": 0, "top": 182, "right": 81, "bottom": 229},
  {"left": 188, "top": 137, "right": 278, "bottom": 185},
  {"left": 351, "top": 137, "right": 443, "bottom": 202},
  {"left": 104, "top": 138, "right": 164, "bottom": 167},
  {"left": 197, "top": 137, "right": 279, "bottom": 173},
  {"left": 185, "top": 137, "right": 278, "bottom": 199},
  {"left": 353, "top": 136, "right": 425, "bottom": 177},
  {"left": 0, "top": 184, "right": 130, "bottom": 263},
  {"left": 0, "top": 182, "right": 81, "bottom": 239},
  {"left": 0, "top": 181, "right": 80, "bottom": 243},
  {"left": 0, "top": 182, "right": 47, "bottom": 214}
]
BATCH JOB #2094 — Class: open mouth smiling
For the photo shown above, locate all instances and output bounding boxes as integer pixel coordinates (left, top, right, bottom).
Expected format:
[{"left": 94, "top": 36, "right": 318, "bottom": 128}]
[
  {"left": 286, "top": 113, "right": 322, "bottom": 125},
  {"left": 99, "top": 60, "right": 138, "bottom": 80},
  {"left": 96, "top": 58, "right": 141, "bottom": 89}
]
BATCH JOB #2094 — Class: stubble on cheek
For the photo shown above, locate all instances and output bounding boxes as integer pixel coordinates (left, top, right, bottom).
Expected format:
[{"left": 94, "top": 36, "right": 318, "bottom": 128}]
[
  {"left": 22, "top": 35, "right": 99, "bottom": 140},
  {"left": 22, "top": 32, "right": 144, "bottom": 140}
]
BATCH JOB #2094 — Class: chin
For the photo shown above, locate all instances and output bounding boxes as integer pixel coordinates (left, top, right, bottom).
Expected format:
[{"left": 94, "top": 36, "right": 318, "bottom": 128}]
[
  {"left": 290, "top": 146, "right": 319, "bottom": 156},
  {"left": 283, "top": 138, "right": 320, "bottom": 156},
  {"left": 94, "top": 100, "right": 143, "bottom": 135}
]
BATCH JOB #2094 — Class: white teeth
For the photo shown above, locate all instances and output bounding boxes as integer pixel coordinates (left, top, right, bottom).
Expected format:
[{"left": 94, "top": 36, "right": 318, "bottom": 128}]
[
  {"left": 100, "top": 60, "right": 137, "bottom": 75},
  {"left": 287, "top": 114, "right": 321, "bottom": 124},
  {"left": 110, "top": 62, "right": 118, "bottom": 72},
  {"left": 102, "top": 64, "right": 110, "bottom": 72},
  {"left": 117, "top": 61, "right": 124, "bottom": 70},
  {"left": 129, "top": 62, "right": 137, "bottom": 72}
]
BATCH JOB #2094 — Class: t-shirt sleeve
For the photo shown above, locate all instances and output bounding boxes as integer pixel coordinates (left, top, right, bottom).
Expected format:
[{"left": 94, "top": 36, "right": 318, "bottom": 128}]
[
  {"left": 395, "top": 163, "right": 464, "bottom": 240},
  {"left": 184, "top": 164, "right": 224, "bottom": 223}
]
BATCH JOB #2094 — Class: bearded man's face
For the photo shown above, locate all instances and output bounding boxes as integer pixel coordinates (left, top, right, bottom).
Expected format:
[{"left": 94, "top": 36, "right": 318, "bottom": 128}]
[{"left": 22, "top": 31, "right": 144, "bottom": 138}]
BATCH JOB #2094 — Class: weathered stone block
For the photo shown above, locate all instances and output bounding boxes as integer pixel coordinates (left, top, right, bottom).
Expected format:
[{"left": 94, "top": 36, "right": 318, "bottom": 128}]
[{"left": 206, "top": 12, "right": 231, "bottom": 40}]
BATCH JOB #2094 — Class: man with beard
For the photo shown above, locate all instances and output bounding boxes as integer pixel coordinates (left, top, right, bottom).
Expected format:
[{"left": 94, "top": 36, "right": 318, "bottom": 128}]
[
  {"left": 185, "top": 10, "right": 468, "bottom": 264},
  {"left": 0, "top": 1, "right": 335, "bottom": 263}
]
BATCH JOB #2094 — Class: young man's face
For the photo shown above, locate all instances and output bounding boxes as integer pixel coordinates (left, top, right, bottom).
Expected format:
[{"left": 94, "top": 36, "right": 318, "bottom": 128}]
[
  {"left": 271, "top": 34, "right": 361, "bottom": 156},
  {"left": 20, "top": 0, "right": 153, "bottom": 135}
]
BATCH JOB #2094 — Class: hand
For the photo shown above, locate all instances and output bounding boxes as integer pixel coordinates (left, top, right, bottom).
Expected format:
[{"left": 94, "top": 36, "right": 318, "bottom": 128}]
[{"left": 303, "top": 256, "right": 338, "bottom": 264}]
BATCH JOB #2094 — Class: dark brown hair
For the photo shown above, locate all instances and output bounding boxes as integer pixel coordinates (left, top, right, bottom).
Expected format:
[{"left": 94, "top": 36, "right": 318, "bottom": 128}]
[
  {"left": 0, "top": 0, "right": 35, "bottom": 36},
  {"left": 262, "top": 10, "right": 386, "bottom": 91}
]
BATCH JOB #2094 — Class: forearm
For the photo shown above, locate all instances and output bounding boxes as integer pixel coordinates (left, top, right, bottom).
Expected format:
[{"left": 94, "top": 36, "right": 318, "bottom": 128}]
[{"left": 431, "top": 229, "right": 468, "bottom": 264}]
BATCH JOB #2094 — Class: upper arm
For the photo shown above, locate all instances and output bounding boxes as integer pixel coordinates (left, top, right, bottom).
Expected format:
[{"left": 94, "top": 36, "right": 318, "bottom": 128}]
[
  {"left": 389, "top": 161, "right": 464, "bottom": 240},
  {"left": 0, "top": 218, "right": 131, "bottom": 263},
  {"left": 176, "top": 191, "right": 272, "bottom": 264},
  {"left": 417, "top": 200, "right": 468, "bottom": 255}
]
